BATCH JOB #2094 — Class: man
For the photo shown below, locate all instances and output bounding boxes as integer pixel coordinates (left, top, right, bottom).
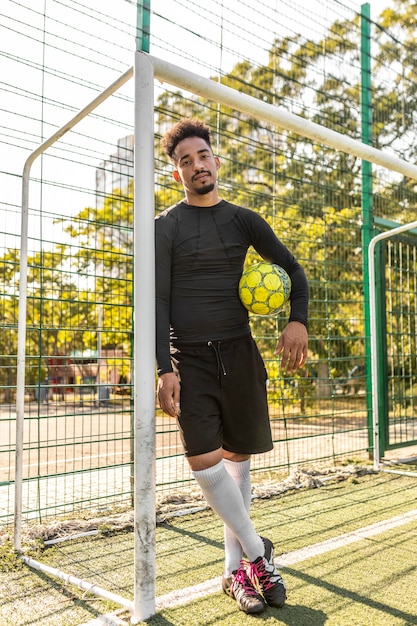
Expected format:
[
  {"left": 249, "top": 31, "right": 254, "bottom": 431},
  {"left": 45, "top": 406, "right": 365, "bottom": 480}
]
[{"left": 155, "top": 118, "right": 308, "bottom": 614}]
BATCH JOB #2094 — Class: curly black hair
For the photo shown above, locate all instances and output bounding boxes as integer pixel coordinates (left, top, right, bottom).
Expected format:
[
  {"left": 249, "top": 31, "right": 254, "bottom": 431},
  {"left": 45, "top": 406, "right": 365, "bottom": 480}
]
[{"left": 161, "top": 118, "right": 212, "bottom": 162}]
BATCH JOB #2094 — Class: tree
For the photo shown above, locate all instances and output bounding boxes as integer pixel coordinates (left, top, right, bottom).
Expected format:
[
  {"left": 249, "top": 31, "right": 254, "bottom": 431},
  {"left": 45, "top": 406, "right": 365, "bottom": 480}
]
[{"left": 4, "top": 0, "right": 417, "bottom": 401}]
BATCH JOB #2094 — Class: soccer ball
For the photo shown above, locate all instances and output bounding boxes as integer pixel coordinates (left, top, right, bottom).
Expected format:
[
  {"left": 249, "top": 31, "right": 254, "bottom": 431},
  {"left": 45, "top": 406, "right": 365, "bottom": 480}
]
[{"left": 238, "top": 262, "right": 291, "bottom": 316}]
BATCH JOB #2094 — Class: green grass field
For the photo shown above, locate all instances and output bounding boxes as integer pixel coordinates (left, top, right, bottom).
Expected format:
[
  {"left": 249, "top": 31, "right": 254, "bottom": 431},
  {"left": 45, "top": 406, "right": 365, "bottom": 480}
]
[{"left": 1, "top": 467, "right": 417, "bottom": 625}]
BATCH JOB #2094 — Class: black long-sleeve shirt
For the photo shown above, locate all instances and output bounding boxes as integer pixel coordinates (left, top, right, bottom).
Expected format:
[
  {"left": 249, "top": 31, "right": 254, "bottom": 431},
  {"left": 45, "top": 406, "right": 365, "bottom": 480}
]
[{"left": 155, "top": 199, "right": 309, "bottom": 375}]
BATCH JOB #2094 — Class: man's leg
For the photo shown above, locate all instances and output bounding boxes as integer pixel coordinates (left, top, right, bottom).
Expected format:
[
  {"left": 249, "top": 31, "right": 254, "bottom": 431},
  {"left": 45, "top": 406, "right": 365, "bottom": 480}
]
[
  {"left": 190, "top": 449, "right": 266, "bottom": 614},
  {"left": 176, "top": 338, "right": 285, "bottom": 610},
  {"left": 189, "top": 450, "right": 264, "bottom": 561},
  {"left": 189, "top": 449, "right": 286, "bottom": 611},
  {"left": 223, "top": 457, "right": 252, "bottom": 576}
]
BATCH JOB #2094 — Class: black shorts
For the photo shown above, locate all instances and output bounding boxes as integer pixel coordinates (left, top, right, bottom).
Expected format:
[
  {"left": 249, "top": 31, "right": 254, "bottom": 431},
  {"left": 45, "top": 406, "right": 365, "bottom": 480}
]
[{"left": 171, "top": 334, "right": 273, "bottom": 457}]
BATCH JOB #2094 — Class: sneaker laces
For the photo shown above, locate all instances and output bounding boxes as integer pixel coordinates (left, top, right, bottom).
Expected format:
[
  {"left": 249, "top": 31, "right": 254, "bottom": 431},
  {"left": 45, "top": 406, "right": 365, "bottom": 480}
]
[
  {"left": 247, "top": 557, "right": 284, "bottom": 591},
  {"left": 232, "top": 563, "right": 262, "bottom": 597}
]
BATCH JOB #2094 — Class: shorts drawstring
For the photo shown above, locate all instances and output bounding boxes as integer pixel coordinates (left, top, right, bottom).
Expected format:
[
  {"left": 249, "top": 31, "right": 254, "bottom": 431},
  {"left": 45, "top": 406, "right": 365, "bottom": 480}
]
[{"left": 208, "top": 340, "right": 227, "bottom": 379}]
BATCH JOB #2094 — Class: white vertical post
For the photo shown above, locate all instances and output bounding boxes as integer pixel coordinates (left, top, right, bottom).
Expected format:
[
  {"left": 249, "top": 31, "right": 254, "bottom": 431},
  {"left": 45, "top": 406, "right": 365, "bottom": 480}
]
[
  {"left": 14, "top": 162, "right": 31, "bottom": 552},
  {"left": 368, "top": 220, "right": 417, "bottom": 471},
  {"left": 14, "top": 66, "right": 134, "bottom": 553},
  {"left": 132, "top": 51, "right": 156, "bottom": 622}
]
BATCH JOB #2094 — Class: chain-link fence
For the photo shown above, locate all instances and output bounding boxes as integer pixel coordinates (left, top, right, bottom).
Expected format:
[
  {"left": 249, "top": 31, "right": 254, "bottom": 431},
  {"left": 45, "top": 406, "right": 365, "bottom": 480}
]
[{"left": 1, "top": 0, "right": 416, "bottom": 526}]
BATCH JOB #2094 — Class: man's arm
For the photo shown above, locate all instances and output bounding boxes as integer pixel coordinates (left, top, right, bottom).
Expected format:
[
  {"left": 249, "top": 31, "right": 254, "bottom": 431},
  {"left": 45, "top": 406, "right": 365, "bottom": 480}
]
[
  {"left": 157, "top": 372, "right": 181, "bottom": 417},
  {"left": 155, "top": 214, "right": 174, "bottom": 376},
  {"left": 274, "top": 320, "right": 308, "bottom": 372},
  {"left": 248, "top": 211, "right": 309, "bottom": 370},
  {"left": 248, "top": 211, "right": 309, "bottom": 328},
  {"left": 155, "top": 213, "right": 182, "bottom": 416}
]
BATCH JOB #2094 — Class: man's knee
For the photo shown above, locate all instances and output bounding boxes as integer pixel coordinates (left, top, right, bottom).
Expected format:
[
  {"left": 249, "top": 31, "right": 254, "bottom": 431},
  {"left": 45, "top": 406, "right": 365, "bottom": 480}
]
[
  {"left": 187, "top": 448, "right": 224, "bottom": 471},
  {"left": 223, "top": 451, "right": 251, "bottom": 463}
]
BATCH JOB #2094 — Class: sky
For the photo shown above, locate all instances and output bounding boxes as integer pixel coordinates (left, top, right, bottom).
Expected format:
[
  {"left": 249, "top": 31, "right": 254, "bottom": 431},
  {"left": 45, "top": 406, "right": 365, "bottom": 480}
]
[
  {"left": 0, "top": 0, "right": 398, "bottom": 253},
  {"left": 152, "top": 0, "right": 392, "bottom": 76}
]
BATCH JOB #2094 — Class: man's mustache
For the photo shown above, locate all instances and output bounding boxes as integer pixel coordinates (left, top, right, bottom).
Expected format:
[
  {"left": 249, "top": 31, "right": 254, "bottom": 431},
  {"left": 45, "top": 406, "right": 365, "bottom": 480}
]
[{"left": 192, "top": 171, "right": 211, "bottom": 182}]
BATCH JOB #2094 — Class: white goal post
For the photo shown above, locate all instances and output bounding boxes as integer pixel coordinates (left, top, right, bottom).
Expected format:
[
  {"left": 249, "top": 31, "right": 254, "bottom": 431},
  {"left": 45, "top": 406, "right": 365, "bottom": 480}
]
[
  {"left": 14, "top": 50, "right": 417, "bottom": 623},
  {"left": 368, "top": 220, "right": 417, "bottom": 472}
]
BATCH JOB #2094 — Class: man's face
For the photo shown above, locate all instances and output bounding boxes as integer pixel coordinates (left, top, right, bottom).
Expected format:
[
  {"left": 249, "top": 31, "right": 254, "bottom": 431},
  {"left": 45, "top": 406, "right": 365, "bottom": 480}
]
[{"left": 172, "top": 136, "right": 220, "bottom": 197}]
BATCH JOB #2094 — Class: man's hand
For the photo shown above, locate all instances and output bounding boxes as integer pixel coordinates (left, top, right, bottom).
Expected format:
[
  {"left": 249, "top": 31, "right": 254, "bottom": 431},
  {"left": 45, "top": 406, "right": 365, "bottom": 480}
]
[
  {"left": 157, "top": 372, "right": 181, "bottom": 417},
  {"left": 274, "top": 321, "right": 308, "bottom": 373}
]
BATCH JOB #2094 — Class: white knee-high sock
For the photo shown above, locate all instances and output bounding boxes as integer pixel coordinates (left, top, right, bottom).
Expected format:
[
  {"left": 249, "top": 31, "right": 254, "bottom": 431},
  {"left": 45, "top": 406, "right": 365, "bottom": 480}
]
[
  {"left": 223, "top": 458, "right": 252, "bottom": 576},
  {"left": 192, "top": 459, "right": 264, "bottom": 563}
]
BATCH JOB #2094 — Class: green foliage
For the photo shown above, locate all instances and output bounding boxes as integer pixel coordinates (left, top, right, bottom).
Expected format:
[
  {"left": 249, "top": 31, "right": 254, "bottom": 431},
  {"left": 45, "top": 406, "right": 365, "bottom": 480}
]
[
  {"left": 153, "top": 0, "right": 417, "bottom": 381},
  {"left": 1, "top": 0, "right": 417, "bottom": 393}
]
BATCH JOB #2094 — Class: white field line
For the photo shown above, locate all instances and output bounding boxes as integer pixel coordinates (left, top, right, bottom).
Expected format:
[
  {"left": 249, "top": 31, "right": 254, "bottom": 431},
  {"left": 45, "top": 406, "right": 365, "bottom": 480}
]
[
  {"left": 77, "top": 508, "right": 417, "bottom": 626},
  {"left": 155, "top": 508, "right": 417, "bottom": 610}
]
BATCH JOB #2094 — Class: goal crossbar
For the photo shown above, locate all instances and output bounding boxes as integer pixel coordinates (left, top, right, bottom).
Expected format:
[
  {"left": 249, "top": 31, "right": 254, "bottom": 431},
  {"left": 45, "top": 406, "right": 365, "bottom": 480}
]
[{"left": 149, "top": 53, "right": 417, "bottom": 181}]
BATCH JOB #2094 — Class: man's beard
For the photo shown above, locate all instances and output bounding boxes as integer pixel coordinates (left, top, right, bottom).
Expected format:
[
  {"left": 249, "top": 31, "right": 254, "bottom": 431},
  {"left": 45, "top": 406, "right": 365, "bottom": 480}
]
[{"left": 195, "top": 182, "right": 215, "bottom": 195}]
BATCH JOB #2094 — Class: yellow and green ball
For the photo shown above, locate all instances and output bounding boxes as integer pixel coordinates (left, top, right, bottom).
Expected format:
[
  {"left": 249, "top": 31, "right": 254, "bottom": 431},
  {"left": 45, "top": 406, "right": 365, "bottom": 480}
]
[{"left": 239, "top": 262, "right": 291, "bottom": 316}]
